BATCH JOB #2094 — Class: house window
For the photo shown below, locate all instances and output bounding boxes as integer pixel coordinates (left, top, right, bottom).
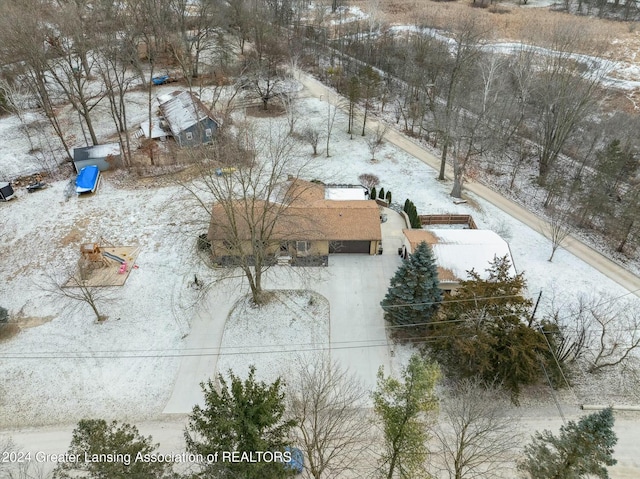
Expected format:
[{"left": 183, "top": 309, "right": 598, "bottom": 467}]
[
  {"left": 186, "top": 132, "right": 194, "bottom": 141},
  {"left": 296, "top": 241, "right": 309, "bottom": 256},
  {"left": 205, "top": 128, "right": 212, "bottom": 137}
]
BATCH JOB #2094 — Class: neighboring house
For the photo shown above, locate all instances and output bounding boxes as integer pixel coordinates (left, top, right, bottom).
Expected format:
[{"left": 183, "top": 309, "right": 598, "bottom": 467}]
[
  {"left": 207, "top": 179, "right": 382, "bottom": 266},
  {"left": 157, "top": 90, "right": 219, "bottom": 147},
  {"left": 73, "top": 143, "right": 121, "bottom": 172},
  {"left": 402, "top": 229, "right": 517, "bottom": 291}
]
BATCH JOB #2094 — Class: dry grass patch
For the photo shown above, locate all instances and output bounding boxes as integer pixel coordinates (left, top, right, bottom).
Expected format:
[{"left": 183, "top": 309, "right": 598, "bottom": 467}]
[
  {"left": 0, "top": 323, "right": 20, "bottom": 342},
  {"left": 352, "top": 0, "right": 639, "bottom": 60}
]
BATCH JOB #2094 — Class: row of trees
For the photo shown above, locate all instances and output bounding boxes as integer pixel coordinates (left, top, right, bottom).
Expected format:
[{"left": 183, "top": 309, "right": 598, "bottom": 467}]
[
  {"left": 2, "top": 357, "right": 617, "bottom": 479},
  {"left": 381, "top": 241, "right": 640, "bottom": 399},
  {"left": 307, "top": 13, "right": 640, "bottom": 256},
  {"left": 0, "top": 0, "right": 298, "bottom": 168}
]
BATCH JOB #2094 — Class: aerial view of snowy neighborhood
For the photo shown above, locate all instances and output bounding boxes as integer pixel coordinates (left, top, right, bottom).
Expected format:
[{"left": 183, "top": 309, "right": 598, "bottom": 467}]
[{"left": 1, "top": 0, "right": 640, "bottom": 477}]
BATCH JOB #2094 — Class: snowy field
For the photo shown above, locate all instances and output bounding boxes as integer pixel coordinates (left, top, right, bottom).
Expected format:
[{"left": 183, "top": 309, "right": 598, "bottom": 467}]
[{"left": 0, "top": 83, "right": 638, "bottom": 428}]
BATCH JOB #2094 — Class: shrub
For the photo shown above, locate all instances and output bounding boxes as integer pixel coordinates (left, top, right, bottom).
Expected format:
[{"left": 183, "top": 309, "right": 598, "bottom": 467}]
[
  {"left": 358, "top": 173, "right": 380, "bottom": 190},
  {"left": 197, "top": 233, "right": 211, "bottom": 251},
  {"left": 378, "top": 187, "right": 385, "bottom": 200},
  {"left": 370, "top": 187, "right": 377, "bottom": 200},
  {"left": 386, "top": 190, "right": 392, "bottom": 204}
]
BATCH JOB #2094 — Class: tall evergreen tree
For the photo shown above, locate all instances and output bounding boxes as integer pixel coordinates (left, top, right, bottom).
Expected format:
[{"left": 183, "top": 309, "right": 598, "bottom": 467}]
[
  {"left": 185, "top": 366, "right": 296, "bottom": 479},
  {"left": 519, "top": 407, "right": 617, "bottom": 479},
  {"left": 381, "top": 241, "right": 442, "bottom": 333},
  {"left": 429, "top": 255, "right": 546, "bottom": 400}
]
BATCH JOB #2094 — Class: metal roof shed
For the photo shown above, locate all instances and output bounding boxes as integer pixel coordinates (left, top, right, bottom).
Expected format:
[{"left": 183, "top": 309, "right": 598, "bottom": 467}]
[{"left": 73, "top": 143, "right": 122, "bottom": 173}]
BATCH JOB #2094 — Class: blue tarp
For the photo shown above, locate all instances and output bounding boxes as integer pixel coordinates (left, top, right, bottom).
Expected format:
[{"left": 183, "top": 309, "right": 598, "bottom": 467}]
[
  {"left": 152, "top": 75, "right": 169, "bottom": 85},
  {"left": 284, "top": 447, "right": 304, "bottom": 474},
  {"left": 75, "top": 165, "right": 100, "bottom": 194}
]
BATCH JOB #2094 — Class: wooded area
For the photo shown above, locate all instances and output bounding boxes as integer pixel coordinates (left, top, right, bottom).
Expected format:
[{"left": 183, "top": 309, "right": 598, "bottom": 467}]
[{"left": 0, "top": 0, "right": 637, "bottom": 261}]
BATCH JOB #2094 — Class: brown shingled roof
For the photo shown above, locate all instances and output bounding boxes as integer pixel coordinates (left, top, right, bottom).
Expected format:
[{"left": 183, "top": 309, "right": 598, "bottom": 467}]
[
  {"left": 402, "top": 229, "right": 439, "bottom": 249},
  {"left": 208, "top": 180, "right": 382, "bottom": 242}
]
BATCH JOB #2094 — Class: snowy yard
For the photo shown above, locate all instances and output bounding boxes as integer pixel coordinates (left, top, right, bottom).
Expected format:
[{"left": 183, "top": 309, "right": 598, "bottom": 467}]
[
  {"left": 216, "top": 290, "right": 330, "bottom": 383},
  {"left": 0, "top": 85, "right": 638, "bottom": 429}
]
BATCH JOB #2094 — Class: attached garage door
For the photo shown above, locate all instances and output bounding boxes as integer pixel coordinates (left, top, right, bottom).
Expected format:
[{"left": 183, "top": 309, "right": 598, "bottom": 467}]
[{"left": 329, "top": 241, "right": 371, "bottom": 254}]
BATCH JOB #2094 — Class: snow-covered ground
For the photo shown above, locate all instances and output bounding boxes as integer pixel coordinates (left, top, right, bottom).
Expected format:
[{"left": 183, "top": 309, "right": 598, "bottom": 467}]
[
  {"left": 216, "top": 290, "right": 329, "bottom": 383},
  {"left": 0, "top": 83, "right": 638, "bottom": 430}
]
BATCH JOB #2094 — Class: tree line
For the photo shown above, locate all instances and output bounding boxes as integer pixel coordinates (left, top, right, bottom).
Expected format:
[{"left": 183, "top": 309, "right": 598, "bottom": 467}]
[
  {"left": 0, "top": 0, "right": 638, "bottom": 256},
  {"left": 1, "top": 356, "right": 619, "bottom": 479}
]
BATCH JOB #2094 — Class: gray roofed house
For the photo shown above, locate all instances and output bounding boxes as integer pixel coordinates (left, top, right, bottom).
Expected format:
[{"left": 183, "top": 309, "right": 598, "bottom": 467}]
[
  {"left": 73, "top": 143, "right": 121, "bottom": 172},
  {"left": 158, "top": 90, "right": 219, "bottom": 147}
]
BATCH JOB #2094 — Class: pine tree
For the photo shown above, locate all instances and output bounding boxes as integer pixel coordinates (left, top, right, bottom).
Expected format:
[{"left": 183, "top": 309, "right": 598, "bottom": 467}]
[
  {"left": 430, "top": 255, "right": 546, "bottom": 400},
  {"left": 185, "top": 366, "right": 296, "bottom": 479},
  {"left": 378, "top": 187, "right": 385, "bottom": 200},
  {"left": 370, "top": 187, "right": 377, "bottom": 201},
  {"left": 385, "top": 190, "right": 392, "bottom": 204},
  {"left": 54, "top": 420, "right": 176, "bottom": 479},
  {"left": 381, "top": 241, "right": 442, "bottom": 332},
  {"left": 519, "top": 408, "right": 617, "bottom": 479}
]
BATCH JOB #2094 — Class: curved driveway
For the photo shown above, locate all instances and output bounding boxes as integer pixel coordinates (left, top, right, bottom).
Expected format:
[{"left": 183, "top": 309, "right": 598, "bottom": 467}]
[{"left": 164, "top": 252, "right": 401, "bottom": 414}]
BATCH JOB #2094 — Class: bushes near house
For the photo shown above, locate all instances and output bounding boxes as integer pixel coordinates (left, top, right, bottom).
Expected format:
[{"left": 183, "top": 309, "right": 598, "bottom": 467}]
[
  {"left": 403, "top": 199, "right": 421, "bottom": 228},
  {"left": 428, "top": 255, "right": 548, "bottom": 401},
  {"left": 378, "top": 187, "right": 385, "bottom": 200},
  {"left": 386, "top": 190, "right": 392, "bottom": 204},
  {"left": 370, "top": 187, "right": 377, "bottom": 201}
]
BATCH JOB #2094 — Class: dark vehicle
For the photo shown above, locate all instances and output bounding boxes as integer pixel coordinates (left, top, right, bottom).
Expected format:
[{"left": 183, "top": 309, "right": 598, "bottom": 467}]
[{"left": 26, "top": 181, "right": 47, "bottom": 193}]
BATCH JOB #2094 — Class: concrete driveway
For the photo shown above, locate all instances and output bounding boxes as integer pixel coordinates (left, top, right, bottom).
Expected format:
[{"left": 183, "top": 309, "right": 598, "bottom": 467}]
[
  {"left": 163, "top": 251, "right": 401, "bottom": 413},
  {"left": 311, "top": 254, "right": 400, "bottom": 391}
]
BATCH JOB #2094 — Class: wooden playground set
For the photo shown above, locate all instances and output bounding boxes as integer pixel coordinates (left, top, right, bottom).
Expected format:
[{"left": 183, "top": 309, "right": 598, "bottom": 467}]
[{"left": 65, "top": 242, "right": 140, "bottom": 287}]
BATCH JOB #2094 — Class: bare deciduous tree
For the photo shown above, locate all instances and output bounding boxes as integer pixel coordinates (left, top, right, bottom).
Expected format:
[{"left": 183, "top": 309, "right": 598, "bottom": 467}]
[
  {"left": 287, "top": 355, "right": 374, "bottom": 479},
  {"left": 545, "top": 293, "right": 640, "bottom": 373},
  {"left": 542, "top": 204, "right": 572, "bottom": 262},
  {"left": 433, "top": 378, "right": 521, "bottom": 479},
  {"left": 435, "top": 14, "right": 488, "bottom": 181},
  {"left": 525, "top": 23, "right": 608, "bottom": 183},
  {"left": 325, "top": 98, "right": 339, "bottom": 157},
  {"left": 358, "top": 173, "right": 380, "bottom": 191},
  {"left": 281, "top": 92, "right": 299, "bottom": 135},
  {"left": 179, "top": 124, "right": 312, "bottom": 305},
  {"left": 41, "top": 267, "right": 114, "bottom": 322},
  {"left": 301, "top": 125, "right": 322, "bottom": 156},
  {"left": 365, "top": 123, "right": 388, "bottom": 162}
]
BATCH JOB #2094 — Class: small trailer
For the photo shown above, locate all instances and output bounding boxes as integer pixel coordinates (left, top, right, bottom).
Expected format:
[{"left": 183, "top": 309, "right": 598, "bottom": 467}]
[{"left": 0, "top": 182, "right": 15, "bottom": 201}]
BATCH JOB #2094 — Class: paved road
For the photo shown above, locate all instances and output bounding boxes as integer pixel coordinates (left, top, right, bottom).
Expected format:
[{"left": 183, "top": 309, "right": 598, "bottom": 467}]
[
  {"left": 296, "top": 70, "right": 640, "bottom": 297},
  {"left": 4, "top": 411, "right": 639, "bottom": 478}
]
